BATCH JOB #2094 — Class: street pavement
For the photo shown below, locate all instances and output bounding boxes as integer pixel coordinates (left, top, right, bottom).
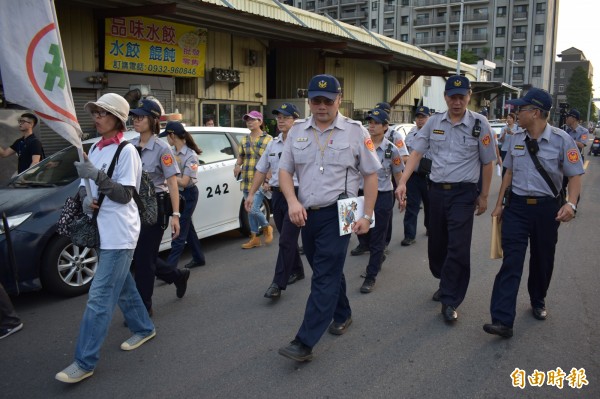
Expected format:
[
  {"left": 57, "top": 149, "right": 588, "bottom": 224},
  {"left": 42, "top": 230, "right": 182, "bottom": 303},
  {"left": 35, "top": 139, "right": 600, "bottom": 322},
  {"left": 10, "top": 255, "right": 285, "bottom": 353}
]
[{"left": 2, "top": 155, "right": 599, "bottom": 399}]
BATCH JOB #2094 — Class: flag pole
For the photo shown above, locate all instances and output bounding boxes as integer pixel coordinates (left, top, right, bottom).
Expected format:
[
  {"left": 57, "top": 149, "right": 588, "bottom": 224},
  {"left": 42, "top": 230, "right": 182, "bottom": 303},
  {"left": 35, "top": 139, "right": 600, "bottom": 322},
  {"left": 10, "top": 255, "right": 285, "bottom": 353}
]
[{"left": 49, "top": 0, "right": 92, "bottom": 198}]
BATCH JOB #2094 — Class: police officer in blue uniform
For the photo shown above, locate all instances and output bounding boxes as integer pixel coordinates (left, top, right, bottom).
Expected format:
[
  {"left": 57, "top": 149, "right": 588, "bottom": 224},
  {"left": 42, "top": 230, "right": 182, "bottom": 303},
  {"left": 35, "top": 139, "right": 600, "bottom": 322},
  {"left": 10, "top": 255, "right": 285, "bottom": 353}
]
[
  {"left": 351, "top": 102, "right": 409, "bottom": 255},
  {"left": 245, "top": 103, "right": 305, "bottom": 299},
  {"left": 484, "top": 88, "right": 583, "bottom": 338},
  {"left": 563, "top": 109, "right": 588, "bottom": 201},
  {"left": 396, "top": 75, "right": 497, "bottom": 323},
  {"left": 277, "top": 74, "right": 381, "bottom": 361},
  {"left": 402, "top": 106, "right": 431, "bottom": 245},
  {"left": 358, "top": 109, "right": 403, "bottom": 293}
]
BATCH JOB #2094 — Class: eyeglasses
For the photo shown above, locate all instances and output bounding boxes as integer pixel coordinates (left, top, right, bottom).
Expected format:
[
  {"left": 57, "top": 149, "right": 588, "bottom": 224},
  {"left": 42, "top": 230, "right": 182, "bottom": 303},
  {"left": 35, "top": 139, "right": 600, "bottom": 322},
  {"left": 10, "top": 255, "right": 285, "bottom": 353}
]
[
  {"left": 517, "top": 107, "right": 539, "bottom": 113},
  {"left": 18, "top": 119, "right": 32, "bottom": 124},
  {"left": 309, "top": 97, "right": 336, "bottom": 106},
  {"left": 91, "top": 110, "right": 109, "bottom": 118},
  {"left": 131, "top": 115, "right": 147, "bottom": 122}
]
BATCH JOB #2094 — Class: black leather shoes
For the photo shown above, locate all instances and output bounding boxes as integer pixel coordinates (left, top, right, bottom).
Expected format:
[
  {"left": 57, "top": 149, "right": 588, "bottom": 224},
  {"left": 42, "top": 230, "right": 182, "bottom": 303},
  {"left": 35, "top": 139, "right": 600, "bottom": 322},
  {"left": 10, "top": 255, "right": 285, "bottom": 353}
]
[
  {"left": 401, "top": 238, "right": 416, "bottom": 246},
  {"left": 360, "top": 278, "right": 376, "bottom": 294},
  {"left": 350, "top": 245, "right": 369, "bottom": 256},
  {"left": 483, "top": 323, "right": 513, "bottom": 338},
  {"left": 175, "top": 268, "right": 190, "bottom": 298},
  {"left": 184, "top": 259, "right": 205, "bottom": 268},
  {"left": 264, "top": 283, "right": 281, "bottom": 299},
  {"left": 278, "top": 340, "right": 313, "bottom": 362},
  {"left": 442, "top": 304, "right": 458, "bottom": 322},
  {"left": 328, "top": 317, "right": 352, "bottom": 335},
  {"left": 287, "top": 273, "right": 305, "bottom": 285},
  {"left": 532, "top": 307, "right": 547, "bottom": 320},
  {"left": 432, "top": 288, "right": 441, "bottom": 302}
]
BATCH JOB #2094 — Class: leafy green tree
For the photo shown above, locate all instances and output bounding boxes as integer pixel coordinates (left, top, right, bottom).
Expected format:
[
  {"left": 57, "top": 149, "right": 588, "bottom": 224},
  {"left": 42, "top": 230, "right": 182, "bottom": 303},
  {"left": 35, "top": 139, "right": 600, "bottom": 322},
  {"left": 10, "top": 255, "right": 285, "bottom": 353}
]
[
  {"left": 566, "top": 66, "right": 595, "bottom": 122},
  {"left": 445, "top": 49, "right": 479, "bottom": 65}
]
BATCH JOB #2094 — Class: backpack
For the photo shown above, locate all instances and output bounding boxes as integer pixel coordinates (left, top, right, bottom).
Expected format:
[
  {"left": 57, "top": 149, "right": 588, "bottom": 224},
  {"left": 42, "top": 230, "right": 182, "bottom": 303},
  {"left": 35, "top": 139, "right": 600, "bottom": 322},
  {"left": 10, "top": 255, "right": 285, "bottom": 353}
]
[{"left": 99, "top": 141, "right": 158, "bottom": 226}]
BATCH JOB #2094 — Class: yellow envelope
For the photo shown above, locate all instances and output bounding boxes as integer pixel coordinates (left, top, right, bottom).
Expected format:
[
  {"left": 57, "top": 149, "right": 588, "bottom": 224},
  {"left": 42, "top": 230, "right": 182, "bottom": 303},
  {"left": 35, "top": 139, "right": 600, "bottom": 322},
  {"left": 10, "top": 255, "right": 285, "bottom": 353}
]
[{"left": 490, "top": 216, "right": 503, "bottom": 259}]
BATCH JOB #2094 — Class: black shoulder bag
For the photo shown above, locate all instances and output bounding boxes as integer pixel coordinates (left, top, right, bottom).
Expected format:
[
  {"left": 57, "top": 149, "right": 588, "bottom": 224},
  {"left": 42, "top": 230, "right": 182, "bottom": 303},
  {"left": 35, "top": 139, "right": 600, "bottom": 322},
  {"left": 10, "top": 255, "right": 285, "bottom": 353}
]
[
  {"left": 68, "top": 141, "right": 128, "bottom": 248},
  {"left": 525, "top": 136, "right": 566, "bottom": 206}
]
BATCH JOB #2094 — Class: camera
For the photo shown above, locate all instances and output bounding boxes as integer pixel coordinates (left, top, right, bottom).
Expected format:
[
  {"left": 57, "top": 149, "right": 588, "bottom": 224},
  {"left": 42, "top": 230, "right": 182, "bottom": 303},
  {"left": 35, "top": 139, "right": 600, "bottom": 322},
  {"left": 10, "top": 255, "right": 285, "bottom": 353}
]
[{"left": 558, "top": 102, "right": 570, "bottom": 129}]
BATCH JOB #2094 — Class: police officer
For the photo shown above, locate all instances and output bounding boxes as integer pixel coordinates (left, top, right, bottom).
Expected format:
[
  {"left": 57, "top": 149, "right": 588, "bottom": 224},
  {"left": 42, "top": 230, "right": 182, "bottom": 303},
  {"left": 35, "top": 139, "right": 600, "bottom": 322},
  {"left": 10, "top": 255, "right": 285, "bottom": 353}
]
[
  {"left": 396, "top": 75, "right": 497, "bottom": 323},
  {"left": 351, "top": 102, "right": 409, "bottom": 255},
  {"left": 129, "top": 99, "right": 188, "bottom": 315},
  {"left": 358, "top": 109, "right": 403, "bottom": 293},
  {"left": 565, "top": 109, "right": 588, "bottom": 155},
  {"left": 402, "top": 106, "right": 431, "bottom": 246},
  {"left": 484, "top": 88, "right": 583, "bottom": 338},
  {"left": 245, "top": 103, "right": 305, "bottom": 299},
  {"left": 277, "top": 74, "right": 381, "bottom": 361}
]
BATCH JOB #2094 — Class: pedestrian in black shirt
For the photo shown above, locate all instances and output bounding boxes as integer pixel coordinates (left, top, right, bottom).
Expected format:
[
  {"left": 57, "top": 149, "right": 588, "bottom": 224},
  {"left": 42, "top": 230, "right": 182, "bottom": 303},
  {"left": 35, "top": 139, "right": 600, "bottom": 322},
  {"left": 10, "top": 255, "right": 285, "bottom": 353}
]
[{"left": 0, "top": 113, "right": 44, "bottom": 174}]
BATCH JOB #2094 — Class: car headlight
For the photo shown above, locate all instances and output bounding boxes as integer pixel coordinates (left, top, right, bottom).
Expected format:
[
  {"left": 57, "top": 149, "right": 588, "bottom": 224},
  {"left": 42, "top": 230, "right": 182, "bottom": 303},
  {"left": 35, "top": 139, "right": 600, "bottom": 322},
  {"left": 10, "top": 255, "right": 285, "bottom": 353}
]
[{"left": 0, "top": 213, "right": 33, "bottom": 235}]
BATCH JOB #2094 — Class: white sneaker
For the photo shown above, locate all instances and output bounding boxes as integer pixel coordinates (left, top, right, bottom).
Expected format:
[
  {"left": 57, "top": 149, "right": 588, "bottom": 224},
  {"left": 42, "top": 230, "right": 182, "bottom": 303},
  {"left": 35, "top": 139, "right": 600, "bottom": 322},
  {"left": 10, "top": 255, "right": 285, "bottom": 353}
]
[
  {"left": 55, "top": 362, "right": 93, "bottom": 383},
  {"left": 0, "top": 323, "right": 23, "bottom": 339},
  {"left": 120, "top": 330, "right": 156, "bottom": 351}
]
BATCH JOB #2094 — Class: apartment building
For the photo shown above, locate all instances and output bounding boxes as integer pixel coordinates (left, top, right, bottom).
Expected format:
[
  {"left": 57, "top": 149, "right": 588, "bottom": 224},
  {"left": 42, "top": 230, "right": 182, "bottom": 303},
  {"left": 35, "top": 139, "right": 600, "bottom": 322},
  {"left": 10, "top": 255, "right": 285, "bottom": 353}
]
[
  {"left": 553, "top": 47, "right": 594, "bottom": 124},
  {"left": 297, "top": 0, "right": 559, "bottom": 116}
]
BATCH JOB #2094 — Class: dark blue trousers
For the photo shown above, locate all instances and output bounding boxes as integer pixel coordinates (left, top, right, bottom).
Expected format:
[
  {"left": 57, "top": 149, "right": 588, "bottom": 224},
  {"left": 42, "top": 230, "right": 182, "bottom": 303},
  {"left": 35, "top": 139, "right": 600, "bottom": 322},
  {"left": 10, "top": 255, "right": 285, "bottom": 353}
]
[
  {"left": 271, "top": 190, "right": 304, "bottom": 289},
  {"left": 403, "top": 173, "right": 430, "bottom": 240},
  {"left": 296, "top": 205, "right": 351, "bottom": 348},
  {"left": 134, "top": 222, "right": 182, "bottom": 311},
  {"left": 357, "top": 191, "right": 393, "bottom": 279},
  {"left": 490, "top": 195, "right": 560, "bottom": 327},
  {"left": 385, "top": 177, "right": 397, "bottom": 245},
  {"left": 167, "top": 186, "right": 205, "bottom": 266},
  {"left": 428, "top": 183, "right": 478, "bottom": 308}
]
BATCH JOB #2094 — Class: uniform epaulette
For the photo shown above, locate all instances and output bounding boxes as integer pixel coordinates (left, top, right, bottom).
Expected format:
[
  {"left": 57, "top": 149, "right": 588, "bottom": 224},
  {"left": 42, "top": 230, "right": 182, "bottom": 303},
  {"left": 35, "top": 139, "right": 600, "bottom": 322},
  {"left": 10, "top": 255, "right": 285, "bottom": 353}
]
[{"left": 344, "top": 117, "right": 363, "bottom": 126}]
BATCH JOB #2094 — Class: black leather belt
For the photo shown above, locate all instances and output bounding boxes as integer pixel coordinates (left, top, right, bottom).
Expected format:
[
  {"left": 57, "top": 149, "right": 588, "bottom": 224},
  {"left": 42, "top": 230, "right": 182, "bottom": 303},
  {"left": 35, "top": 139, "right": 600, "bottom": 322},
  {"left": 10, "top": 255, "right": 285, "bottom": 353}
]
[
  {"left": 431, "top": 182, "right": 477, "bottom": 190},
  {"left": 307, "top": 203, "right": 337, "bottom": 211},
  {"left": 271, "top": 186, "right": 281, "bottom": 192},
  {"left": 512, "top": 193, "right": 556, "bottom": 205}
]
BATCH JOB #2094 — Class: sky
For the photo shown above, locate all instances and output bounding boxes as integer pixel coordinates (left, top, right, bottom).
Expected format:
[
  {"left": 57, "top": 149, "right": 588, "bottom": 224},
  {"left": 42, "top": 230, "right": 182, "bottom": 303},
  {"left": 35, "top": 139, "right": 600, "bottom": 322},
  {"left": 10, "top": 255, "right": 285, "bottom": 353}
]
[{"left": 556, "top": 0, "right": 600, "bottom": 94}]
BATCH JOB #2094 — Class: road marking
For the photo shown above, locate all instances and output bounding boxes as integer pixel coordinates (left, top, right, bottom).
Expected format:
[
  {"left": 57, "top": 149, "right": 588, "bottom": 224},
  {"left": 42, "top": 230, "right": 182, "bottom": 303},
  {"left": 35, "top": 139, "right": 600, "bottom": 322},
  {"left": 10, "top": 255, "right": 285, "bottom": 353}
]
[{"left": 583, "top": 160, "right": 589, "bottom": 169}]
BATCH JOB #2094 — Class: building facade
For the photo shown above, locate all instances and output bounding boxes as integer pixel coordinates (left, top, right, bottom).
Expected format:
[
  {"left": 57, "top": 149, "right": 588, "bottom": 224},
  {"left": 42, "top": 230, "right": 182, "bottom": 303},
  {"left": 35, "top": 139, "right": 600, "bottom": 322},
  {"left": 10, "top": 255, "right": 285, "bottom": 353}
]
[
  {"left": 298, "top": 0, "right": 559, "bottom": 117},
  {"left": 553, "top": 47, "right": 594, "bottom": 124}
]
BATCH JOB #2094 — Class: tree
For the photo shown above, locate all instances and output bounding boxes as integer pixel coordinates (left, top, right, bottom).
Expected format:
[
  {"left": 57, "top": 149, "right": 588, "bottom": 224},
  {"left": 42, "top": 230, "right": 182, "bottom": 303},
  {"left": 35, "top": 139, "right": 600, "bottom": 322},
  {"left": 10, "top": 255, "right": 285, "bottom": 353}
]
[
  {"left": 445, "top": 49, "right": 479, "bottom": 65},
  {"left": 566, "top": 66, "right": 596, "bottom": 122}
]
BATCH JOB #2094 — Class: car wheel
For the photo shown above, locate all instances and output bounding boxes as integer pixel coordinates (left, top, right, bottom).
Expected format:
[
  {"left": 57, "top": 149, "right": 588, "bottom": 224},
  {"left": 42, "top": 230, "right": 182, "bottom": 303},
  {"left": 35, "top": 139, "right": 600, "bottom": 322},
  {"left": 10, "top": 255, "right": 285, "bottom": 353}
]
[
  {"left": 41, "top": 235, "right": 98, "bottom": 296},
  {"left": 239, "top": 197, "right": 271, "bottom": 236}
]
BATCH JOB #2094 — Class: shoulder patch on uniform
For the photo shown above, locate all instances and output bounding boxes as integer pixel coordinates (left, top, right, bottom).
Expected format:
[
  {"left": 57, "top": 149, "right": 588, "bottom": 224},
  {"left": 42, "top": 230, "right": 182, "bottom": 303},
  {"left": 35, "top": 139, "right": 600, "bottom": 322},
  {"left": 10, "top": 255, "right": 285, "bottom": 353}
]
[
  {"left": 395, "top": 140, "right": 405, "bottom": 148},
  {"left": 365, "top": 137, "right": 375, "bottom": 152},
  {"left": 567, "top": 148, "right": 580, "bottom": 163},
  {"left": 582, "top": 134, "right": 588, "bottom": 141},
  {"left": 393, "top": 157, "right": 402, "bottom": 166},
  {"left": 433, "top": 129, "right": 445, "bottom": 135},
  {"left": 161, "top": 154, "right": 174, "bottom": 166},
  {"left": 190, "top": 162, "right": 199, "bottom": 171},
  {"left": 482, "top": 134, "right": 491, "bottom": 147},
  {"left": 514, "top": 144, "right": 525, "bottom": 150}
]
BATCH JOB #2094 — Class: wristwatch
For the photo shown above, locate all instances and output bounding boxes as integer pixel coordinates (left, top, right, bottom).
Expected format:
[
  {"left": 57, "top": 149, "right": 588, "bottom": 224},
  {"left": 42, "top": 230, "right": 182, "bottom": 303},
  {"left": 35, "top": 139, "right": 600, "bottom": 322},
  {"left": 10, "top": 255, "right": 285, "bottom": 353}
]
[
  {"left": 361, "top": 214, "right": 374, "bottom": 224},
  {"left": 172, "top": 212, "right": 181, "bottom": 217},
  {"left": 566, "top": 202, "right": 577, "bottom": 214}
]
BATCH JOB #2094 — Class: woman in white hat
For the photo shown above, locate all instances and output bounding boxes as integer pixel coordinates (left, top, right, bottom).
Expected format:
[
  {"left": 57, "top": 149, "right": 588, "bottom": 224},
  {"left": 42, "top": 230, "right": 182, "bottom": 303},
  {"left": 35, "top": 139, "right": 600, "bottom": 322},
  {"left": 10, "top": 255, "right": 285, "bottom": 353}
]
[{"left": 56, "top": 93, "right": 155, "bottom": 384}]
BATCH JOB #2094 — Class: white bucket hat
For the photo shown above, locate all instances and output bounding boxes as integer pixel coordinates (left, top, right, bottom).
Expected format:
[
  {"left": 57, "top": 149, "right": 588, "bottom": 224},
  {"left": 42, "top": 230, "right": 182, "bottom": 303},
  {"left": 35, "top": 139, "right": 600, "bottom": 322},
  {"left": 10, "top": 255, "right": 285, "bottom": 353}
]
[{"left": 84, "top": 93, "right": 130, "bottom": 127}]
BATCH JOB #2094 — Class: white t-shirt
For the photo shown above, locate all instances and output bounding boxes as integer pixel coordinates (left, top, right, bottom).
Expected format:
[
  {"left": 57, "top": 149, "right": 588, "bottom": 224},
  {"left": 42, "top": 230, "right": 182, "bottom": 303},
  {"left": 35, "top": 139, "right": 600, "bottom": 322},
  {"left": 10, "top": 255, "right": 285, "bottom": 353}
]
[{"left": 81, "top": 142, "right": 142, "bottom": 249}]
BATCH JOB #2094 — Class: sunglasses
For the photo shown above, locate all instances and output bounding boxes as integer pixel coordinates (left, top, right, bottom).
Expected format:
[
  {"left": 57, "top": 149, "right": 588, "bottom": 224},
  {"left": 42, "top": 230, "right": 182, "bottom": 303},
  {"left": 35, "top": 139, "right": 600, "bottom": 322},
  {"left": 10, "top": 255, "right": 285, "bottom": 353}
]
[
  {"left": 517, "top": 107, "right": 539, "bottom": 113},
  {"left": 309, "top": 97, "right": 336, "bottom": 106}
]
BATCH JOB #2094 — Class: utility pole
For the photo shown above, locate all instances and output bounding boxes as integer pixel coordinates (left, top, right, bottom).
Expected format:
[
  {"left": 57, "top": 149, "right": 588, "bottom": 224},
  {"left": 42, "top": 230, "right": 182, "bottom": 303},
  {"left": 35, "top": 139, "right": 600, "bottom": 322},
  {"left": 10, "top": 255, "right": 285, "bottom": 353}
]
[{"left": 456, "top": 1, "right": 464, "bottom": 75}]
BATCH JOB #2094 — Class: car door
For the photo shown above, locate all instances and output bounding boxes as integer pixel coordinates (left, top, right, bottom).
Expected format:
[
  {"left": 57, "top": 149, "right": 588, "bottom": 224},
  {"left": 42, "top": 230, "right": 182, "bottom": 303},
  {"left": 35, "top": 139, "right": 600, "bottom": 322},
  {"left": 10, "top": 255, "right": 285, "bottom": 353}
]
[{"left": 191, "top": 130, "right": 242, "bottom": 237}]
